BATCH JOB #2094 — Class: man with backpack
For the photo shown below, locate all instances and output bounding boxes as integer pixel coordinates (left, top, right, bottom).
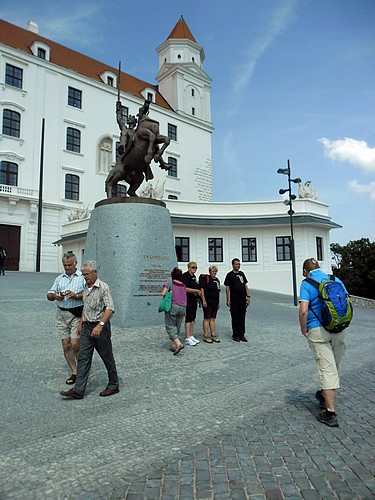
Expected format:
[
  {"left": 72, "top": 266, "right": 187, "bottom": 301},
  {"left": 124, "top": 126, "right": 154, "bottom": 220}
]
[{"left": 299, "top": 258, "right": 351, "bottom": 428}]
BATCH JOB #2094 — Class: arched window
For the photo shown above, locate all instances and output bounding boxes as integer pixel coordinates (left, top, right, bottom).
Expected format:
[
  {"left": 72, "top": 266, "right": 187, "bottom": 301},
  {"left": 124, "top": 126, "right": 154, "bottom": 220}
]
[
  {"left": 66, "top": 127, "right": 81, "bottom": 153},
  {"left": 98, "top": 137, "right": 113, "bottom": 173},
  {"left": 0, "top": 161, "right": 18, "bottom": 186},
  {"left": 2, "top": 110, "right": 21, "bottom": 138},
  {"left": 65, "top": 174, "right": 79, "bottom": 200}
]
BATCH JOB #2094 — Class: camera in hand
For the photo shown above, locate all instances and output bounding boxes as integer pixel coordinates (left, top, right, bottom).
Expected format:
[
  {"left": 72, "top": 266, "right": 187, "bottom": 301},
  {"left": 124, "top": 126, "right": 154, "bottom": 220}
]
[{"left": 60, "top": 291, "right": 67, "bottom": 297}]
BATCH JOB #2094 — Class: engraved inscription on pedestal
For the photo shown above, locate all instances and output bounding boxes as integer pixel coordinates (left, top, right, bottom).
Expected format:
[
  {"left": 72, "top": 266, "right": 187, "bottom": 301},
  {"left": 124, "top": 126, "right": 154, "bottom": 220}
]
[{"left": 134, "top": 254, "right": 172, "bottom": 297}]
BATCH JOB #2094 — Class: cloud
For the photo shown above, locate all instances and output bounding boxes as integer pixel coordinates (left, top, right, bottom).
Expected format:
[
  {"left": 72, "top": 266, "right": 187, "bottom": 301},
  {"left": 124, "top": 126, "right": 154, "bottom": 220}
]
[
  {"left": 234, "top": 1, "right": 298, "bottom": 92},
  {"left": 8, "top": 2, "right": 106, "bottom": 49},
  {"left": 44, "top": 5, "right": 104, "bottom": 46},
  {"left": 319, "top": 137, "right": 375, "bottom": 173},
  {"left": 348, "top": 180, "right": 375, "bottom": 200}
]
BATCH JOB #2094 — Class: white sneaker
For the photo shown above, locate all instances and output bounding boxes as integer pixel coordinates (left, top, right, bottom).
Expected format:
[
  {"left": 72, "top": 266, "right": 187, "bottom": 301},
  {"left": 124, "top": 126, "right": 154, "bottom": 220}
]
[
  {"left": 184, "top": 337, "right": 196, "bottom": 346},
  {"left": 191, "top": 336, "right": 200, "bottom": 344}
]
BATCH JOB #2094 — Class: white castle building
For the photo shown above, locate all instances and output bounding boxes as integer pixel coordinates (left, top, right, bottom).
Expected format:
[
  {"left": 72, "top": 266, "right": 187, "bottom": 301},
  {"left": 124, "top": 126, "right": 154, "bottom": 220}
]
[{"left": 0, "top": 17, "right": 340, "bottom": 295}]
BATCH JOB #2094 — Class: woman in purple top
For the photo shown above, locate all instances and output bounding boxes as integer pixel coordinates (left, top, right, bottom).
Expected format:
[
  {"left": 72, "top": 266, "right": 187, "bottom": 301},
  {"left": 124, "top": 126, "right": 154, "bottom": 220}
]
[{"left": 161, "top": 267, "right": 187, "bottom": 355}]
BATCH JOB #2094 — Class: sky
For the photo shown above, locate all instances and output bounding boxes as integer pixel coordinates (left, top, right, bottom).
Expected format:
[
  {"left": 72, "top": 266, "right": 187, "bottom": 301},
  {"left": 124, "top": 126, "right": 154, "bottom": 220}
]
[{"left": 2, "top": 0, "right": 375, "bottom": 245}]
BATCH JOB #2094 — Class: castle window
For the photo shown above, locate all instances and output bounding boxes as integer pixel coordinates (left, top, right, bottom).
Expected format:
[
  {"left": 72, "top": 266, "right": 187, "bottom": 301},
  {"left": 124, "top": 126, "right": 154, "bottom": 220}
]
[
  {"left": 208, "top": 238, "right": 223, "bottom": 262},
  {"left": 167, "top": 157, "right": 177, "bottom": 178},
  {"left": 120, "top": 105, "right": 129, "bottom": 123},
  {"left": 68, "top": 87, "right": 82, "bottom": 109},
  {"left": 66, "top": 127, "right": 81, "bottom": 153},
  {"left": 107, "top": 76, "right": 114, "bottom": 86},
  {"left": 0, "top": 161, "right": 18, "bottom": 186},
  {"left": 316, "top": 237, "right": 323, "bottom": 261},
  {"left": 175, "top": 237, "right": 189, "bottom": 262},
  {"left": 116, "top": 184, "right": 127, "bottom": 197},
  {"left": 37, "top": 48, "right": 46, "bottom": 59},
  {"left": 276, "top": 236, "right": 291, "bottom": 261},
  {"left": 192, "top": 107, "right": 195, "bottom": 116},
  {"left": 167, "top": 123, "right": 177, "bottom": 141},
  {"left": 2, "top": 110, "right": 21, "bottom": 138},
  {"left": 65, "top": 174, "right": 80, "bottom": 200},
  {"left": 242, "top": 238, "right": 257, "bottom": 262},
  {"left": 5, "top": 64, "right": 23, "bottom": 89}
]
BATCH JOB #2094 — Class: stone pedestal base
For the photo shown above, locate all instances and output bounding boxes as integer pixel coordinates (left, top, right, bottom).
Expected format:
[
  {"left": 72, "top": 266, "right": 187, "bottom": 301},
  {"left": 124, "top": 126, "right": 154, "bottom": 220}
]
[{"left": 84, "top": 198, "right": 177, "bottom": 327}]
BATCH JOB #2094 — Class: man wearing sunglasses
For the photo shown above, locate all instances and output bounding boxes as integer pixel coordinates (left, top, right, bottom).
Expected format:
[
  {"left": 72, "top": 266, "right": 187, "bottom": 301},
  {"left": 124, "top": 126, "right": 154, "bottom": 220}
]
[{"left": 181, "top": 261, "right": 202, "bottom": 346}]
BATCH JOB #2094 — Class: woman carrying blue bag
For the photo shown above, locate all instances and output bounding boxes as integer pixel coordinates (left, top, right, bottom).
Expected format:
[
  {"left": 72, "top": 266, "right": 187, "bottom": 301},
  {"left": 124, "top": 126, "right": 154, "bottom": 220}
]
[{"left": 161, "top": 267, "right": 187, "bottom": 355}]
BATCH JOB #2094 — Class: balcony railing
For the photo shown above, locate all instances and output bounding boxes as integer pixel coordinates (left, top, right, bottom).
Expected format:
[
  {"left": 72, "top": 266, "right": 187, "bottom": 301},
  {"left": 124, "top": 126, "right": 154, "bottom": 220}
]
[{"left": 0, "top": 184, "right": 38, "bottom": 198}]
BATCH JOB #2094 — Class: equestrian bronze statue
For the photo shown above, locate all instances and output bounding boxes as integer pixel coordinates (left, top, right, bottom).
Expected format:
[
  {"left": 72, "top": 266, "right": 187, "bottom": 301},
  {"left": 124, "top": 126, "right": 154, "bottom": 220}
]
[{"left": 105, "top": 99, "right": 171, "bottom": 197}]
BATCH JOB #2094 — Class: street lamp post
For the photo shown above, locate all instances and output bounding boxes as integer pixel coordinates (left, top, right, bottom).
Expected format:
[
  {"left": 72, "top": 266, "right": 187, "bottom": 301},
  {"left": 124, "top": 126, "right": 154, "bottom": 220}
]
[{"left": 277, "top": 160, "right": 301, "bottom": 306}]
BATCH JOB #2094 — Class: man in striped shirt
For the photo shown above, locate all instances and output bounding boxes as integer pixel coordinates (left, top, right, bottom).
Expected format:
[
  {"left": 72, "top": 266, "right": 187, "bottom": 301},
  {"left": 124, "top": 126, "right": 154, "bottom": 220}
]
[
  {"left": 47, "top": 252, "right": 85, "bottom": 385},
  {"left": 60, "top": 260, "right": 119, "bottom": 399}
]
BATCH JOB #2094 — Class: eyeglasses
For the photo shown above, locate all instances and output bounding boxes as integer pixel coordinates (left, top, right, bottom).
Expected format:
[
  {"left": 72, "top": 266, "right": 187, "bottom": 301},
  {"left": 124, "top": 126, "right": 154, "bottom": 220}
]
[
  {"left": 82, "top": 271, "right": 95, "bottom": 276},
  {"left": 190, "top": 266, "right": 197, "bottom": 269}
]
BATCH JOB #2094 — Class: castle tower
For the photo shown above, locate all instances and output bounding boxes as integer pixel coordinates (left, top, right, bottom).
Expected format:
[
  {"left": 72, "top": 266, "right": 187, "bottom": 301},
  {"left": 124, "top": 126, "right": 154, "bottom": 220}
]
[{"left": 156, "top": 16, "right": 212, "bottom": 123}]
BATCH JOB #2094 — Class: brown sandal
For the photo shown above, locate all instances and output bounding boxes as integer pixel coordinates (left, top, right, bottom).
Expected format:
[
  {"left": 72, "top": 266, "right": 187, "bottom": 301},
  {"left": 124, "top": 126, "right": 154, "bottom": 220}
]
[{"left": 203, "top": 336, "right": 213, "bottom": 343}]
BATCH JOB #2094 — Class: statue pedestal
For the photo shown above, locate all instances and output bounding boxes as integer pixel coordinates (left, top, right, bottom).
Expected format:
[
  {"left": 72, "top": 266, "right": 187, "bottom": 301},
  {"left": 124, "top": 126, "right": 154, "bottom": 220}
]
[{"left": 84, "top": 198, "right": 177, "bottom": 327}]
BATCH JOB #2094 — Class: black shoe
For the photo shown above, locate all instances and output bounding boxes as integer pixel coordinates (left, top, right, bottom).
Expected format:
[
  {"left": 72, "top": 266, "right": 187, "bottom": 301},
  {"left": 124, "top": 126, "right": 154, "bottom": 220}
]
[
  {"left": 239, "top": 336, "right": 248, "bottom": 342},
  {"left": 99, "top": 387, "right": 119, "bottom": 397},
  {"left": 232, "top": 336, "right": 240, "bottom": 342},
  {"left": 317, "top": 410, "right": 339, "bottom": 427},
  {"left": 315, "top": 390, "right": 327, "bottom": 409},
  {"left": 60, "top": 389, "right": 83, "bottom": 399}
]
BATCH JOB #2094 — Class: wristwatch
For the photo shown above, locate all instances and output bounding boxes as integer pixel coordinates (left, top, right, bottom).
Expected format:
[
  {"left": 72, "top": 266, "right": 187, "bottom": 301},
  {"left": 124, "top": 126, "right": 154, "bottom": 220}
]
[{"left": 99, "top": 321, "right": 105, "bottom": 326}]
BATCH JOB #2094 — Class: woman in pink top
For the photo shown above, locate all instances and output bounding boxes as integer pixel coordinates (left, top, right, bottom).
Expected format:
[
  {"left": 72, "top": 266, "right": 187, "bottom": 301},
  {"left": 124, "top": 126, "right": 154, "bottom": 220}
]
[{"left": 161, "top": 267, "right": 187, "bottom": 355}]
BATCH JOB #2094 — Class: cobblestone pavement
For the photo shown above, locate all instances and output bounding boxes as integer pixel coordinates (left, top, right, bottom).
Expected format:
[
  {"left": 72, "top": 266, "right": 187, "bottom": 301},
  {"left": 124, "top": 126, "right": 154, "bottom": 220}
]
[{"left": 0, "top": 272, "right": 374, "bottom": 499}]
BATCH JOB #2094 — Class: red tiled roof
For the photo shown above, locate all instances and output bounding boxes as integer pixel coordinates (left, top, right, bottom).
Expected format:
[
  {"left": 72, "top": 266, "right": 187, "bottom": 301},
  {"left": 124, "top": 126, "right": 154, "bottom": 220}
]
[
  {"left": 0, "top": 19, "right": 172, "bottom": 110},
  {"left": 167, "top": 16, "right": 196, "bottom": 43}
]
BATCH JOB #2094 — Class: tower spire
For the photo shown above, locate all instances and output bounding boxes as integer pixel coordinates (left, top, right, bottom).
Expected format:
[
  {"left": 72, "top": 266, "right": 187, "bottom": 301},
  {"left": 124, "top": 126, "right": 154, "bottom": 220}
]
[{"left": 167, "top": 16, "right": 196, "bottom": 42}]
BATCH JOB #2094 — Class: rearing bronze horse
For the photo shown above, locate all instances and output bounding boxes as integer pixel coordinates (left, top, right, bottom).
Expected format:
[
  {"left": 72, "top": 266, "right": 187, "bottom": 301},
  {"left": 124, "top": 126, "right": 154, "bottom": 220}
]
[{"left": 105, "top": 104, "right": 170, "bottom": 198}]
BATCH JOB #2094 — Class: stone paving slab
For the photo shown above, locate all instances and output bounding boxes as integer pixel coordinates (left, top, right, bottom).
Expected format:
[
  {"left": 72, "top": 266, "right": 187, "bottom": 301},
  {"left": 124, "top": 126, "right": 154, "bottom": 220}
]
[{"left": 0, "top": 272, "right": 374, "bottom": 499}]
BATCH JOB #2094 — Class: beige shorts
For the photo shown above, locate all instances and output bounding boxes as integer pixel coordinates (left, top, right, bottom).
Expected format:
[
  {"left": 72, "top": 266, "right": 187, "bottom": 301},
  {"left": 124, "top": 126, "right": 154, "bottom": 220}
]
[
  {"left": 306, "top": 327, "right": 346, "bottom": 390},
  {"left": 56, "top": 309, "right": 80, "bottom": 340}
]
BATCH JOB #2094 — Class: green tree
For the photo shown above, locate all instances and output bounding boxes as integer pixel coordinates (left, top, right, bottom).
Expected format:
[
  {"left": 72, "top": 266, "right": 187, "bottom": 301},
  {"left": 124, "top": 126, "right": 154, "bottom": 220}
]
[{"left": 331, "top": 238, "right": 375, "bottom": 299}]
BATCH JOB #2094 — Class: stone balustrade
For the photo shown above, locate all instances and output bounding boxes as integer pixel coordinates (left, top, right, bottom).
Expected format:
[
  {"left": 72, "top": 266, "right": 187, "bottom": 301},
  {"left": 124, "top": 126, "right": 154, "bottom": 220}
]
[{"left": 351, "top": 295, "right": 375, "bottom": 308}]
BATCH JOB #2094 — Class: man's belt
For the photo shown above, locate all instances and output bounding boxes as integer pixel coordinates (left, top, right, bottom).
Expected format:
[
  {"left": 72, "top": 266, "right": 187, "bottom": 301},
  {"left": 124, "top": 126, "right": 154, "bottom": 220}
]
[{"left": 58, "top": 307, "right": 75, "bottom": 311}]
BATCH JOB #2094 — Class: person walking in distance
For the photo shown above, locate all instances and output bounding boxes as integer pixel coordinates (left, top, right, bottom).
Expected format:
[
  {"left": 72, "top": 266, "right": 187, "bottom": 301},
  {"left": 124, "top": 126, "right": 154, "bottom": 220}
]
[
  {"left": 47, "top": 253, "right": 85, "bottom": 385},
  {"left": 299, "top": 258, "right": 348, "bottom": 427},
  {"left": 60, "top": 260, "right": 119, "bottom": 399},
  {"left": 0, "top": 246, "right": 7, "bottom": 275},
  {"left": 224, "top": 258, "right": 251, "bottom": 342}
]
